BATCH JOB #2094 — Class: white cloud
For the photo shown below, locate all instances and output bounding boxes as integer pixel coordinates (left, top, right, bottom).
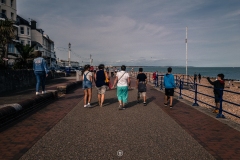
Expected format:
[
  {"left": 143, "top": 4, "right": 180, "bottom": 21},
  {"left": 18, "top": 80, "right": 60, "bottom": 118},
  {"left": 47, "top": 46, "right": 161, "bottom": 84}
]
[{"left": 17, "top": 0, "right": 240, "bottom": 67}]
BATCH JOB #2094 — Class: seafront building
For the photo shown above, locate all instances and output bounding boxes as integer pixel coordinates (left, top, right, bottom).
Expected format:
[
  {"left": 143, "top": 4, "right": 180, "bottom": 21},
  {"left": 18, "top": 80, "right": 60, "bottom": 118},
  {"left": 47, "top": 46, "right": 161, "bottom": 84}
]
[
  {"left": 0, "top": 0, "right": 18, "bottom": 66},
  {"left": 0, "top": 0, "right": 58, "bottom": 69},
  {"left": 30, "top": 20, "right": 57, "bottom": 69},
  {"left": 57, "top": 60, "right": 79, "bottom": 68}
]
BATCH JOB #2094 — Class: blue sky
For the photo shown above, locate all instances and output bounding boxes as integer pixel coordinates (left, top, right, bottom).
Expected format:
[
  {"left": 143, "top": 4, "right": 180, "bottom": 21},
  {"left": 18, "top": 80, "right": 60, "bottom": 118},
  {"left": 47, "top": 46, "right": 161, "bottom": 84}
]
[{"left": 17, "top": 0, "right": 240, "bottom": 67}]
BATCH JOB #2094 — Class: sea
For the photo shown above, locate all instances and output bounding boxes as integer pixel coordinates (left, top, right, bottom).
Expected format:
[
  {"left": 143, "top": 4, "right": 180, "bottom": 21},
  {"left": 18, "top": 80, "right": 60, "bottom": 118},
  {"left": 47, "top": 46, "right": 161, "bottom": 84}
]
[{"left": 126, "top": 66, "right": 240, "bottom": 81}]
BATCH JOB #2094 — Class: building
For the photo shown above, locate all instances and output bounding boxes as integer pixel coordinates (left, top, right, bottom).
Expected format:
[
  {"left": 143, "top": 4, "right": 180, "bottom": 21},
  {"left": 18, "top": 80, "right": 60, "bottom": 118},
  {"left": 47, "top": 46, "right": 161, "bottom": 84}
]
[
  {"left": 0, "top": 0, "right": 16, "bottom": 21},
  {"left": 1, "top": 1, "right": 57, "bottom": 69},
  {"left": 57, "top": 60, "right": 79, "bottom": 68},
  {"left": 0, "top": 0, "right": 18, "bottom": 66},
  {"left": 16, "top": 15, "right": 31, "bottom": 46},
  {"left": 31, "top": 20, "right": 57, "bottom": 69}
]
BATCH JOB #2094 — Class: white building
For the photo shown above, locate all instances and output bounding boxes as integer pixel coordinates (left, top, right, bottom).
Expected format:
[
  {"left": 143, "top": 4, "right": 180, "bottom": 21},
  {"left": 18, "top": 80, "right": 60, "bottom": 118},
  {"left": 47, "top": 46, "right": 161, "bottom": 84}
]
[
  {"left": 31, "top": 20, "right": 57, "bottom": 69},
  {"left": 57, "top": 60, "right": 79, "bottom": 68},
  {"left": 0, "top": 0, "right": 16, "bottom": 21}
]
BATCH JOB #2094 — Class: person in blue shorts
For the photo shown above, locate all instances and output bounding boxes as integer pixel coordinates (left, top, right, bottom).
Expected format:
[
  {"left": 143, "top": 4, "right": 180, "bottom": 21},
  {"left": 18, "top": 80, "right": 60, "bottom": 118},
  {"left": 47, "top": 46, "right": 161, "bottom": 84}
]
[
  {"left": 82, "top": 64, "right": 93, "bottom": 108},
  {"left": 207, "top": 74, "right": 225, "bottom": 113},
  {"left": 164, "top": 67, "right": 176, "bottom": 108}
]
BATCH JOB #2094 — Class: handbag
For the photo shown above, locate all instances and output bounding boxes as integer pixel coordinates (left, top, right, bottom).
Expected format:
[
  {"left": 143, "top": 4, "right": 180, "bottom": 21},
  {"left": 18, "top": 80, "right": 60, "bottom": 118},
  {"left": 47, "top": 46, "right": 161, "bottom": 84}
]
[
  {"left": 105, "top": 72, "right": 109, "bottom": 84},
  {"left": 138, "top": 82, "right": 146, "bottom": 92},
  {"left": 105, "top": 78, "right": 109, "bottom": 83}
]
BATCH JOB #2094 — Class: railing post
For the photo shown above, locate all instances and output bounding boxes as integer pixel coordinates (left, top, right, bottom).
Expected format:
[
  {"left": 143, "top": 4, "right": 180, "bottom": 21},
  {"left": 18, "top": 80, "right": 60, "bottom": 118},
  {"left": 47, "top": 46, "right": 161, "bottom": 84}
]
[
  {"left": 178, "top": 79, "right": 183, "bottom": 99},
  {"left": 160, "top": 76, "right": 163, "bottom": 90},
  {"left": 156, "top": 75, "right": 158, "bottom": 87},
  {"left": 192, "top": 82, "right": 199, "bottom": 106},
  {"left": 216, "top": 89, "right": 225, "bottom": 118}
]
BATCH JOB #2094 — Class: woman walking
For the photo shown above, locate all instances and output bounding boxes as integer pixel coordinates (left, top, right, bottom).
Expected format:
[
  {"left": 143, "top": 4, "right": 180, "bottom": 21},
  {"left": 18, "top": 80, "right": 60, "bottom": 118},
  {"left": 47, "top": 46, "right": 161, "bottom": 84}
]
[
  {"left": 112, "top": 65, "right": 131, "bottom": 110},
  {"left": 82, "top": 64, "right": 93, "bottom": 108},
  {"left": 95, "top": 64, "right": 108, "bottom": 107}
]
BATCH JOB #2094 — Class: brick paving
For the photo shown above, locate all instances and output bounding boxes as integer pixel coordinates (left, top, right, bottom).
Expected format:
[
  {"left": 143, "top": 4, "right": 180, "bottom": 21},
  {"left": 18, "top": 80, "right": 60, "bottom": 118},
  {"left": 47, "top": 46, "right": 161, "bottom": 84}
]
[
  {"left": 147, "top": 87, "right": 240, "bottom": 160},
  {"left": 0, "top": 78, "right": 82, "bottom": 160},
  {"left": 0, "top": 77, "right": 240, "bottom": 159}
]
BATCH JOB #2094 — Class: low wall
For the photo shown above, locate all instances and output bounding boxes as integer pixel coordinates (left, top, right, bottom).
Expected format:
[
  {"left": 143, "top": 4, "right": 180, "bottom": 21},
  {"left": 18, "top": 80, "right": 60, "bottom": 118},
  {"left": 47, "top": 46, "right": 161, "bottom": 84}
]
[{"left": 0, "top": 70, "right": 65, "bottom": 94}]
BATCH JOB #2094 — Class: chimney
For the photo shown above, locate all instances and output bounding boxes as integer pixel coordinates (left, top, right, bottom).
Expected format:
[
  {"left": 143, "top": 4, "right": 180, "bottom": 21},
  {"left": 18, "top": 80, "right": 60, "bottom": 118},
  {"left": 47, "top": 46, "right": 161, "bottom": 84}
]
[{"left": 31, "top": 20, "right": 37, "bottom": 29}]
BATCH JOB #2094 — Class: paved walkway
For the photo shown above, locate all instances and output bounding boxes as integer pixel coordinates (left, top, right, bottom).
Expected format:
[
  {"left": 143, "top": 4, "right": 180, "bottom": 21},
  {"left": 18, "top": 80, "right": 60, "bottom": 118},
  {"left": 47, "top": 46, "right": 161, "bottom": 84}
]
[
  {"left": 0, "top": 77, "right": 76, "bottom": 105},
  {"left": 0, "top": 77, "right": 240, "bottom": 159}
]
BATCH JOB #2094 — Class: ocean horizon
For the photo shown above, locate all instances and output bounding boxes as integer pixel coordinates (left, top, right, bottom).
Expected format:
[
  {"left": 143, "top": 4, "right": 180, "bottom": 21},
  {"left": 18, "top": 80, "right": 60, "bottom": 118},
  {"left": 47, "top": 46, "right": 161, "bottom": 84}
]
[{"left": 126, "top": 66, "right": 240, "bottom": 81}]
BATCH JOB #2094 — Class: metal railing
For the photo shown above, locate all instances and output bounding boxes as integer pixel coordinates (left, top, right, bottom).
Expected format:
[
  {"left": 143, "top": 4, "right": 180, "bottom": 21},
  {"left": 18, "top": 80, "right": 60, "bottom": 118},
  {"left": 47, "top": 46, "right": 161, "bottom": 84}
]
[{"left": 132, "top": 72, "right": 240, "bottom": 119}]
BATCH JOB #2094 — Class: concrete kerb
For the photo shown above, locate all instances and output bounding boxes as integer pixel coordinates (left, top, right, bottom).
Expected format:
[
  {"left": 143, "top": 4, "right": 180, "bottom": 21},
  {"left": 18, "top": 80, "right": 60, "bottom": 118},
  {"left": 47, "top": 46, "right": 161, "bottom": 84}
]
[
  {"left": 148, "top": 83, "right": 240, "bottom": 132},
  {"left": 0, "top": 80, "right": 82, "bottom": 128}
]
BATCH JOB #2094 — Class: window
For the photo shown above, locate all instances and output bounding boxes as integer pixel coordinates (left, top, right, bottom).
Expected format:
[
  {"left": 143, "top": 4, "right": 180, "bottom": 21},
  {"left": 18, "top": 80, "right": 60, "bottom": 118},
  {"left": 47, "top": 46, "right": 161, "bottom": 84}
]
[
  {"left": 28, "top": 41, "right": 31, "bottom": 45},
  {"left": 11, "top": 12, "right": 14, "bottom": 20},
  {"left": 11, "top": 0, "right": 14, "bottom": 7},
  {"left": 21, "top": 40, "right": 24, "bottom": 45},
  {"left": 1, "top": 0, "right": 6, "bottom": 4},
  {"left": 27, "top": 28, "right": 30, "bottom": 35},
  {"left": 20, "top": 27, "right": 24, "bottom": 34},
  {"left": 2, "top": 9, "right": 6, "bottom": 17},
  {"left": 8, "top": 43, "right": 15, "bottom": 53}
]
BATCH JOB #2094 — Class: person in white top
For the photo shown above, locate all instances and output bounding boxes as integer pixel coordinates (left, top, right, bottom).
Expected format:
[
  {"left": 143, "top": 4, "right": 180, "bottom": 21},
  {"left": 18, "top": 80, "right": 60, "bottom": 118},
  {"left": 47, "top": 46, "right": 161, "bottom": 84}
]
[{"left": 112, "top": 65, "right": 131, "bottom": 110}]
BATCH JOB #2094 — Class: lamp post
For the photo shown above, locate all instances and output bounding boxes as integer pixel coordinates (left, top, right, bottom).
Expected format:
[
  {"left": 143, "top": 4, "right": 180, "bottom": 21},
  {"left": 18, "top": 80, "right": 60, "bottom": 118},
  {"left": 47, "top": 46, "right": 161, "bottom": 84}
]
[
  {"left": 68, "top": 43, "right": 71, "bottom": 67},
  {"left": 185, "top": 27, "right": 188, "bottom": 77}
]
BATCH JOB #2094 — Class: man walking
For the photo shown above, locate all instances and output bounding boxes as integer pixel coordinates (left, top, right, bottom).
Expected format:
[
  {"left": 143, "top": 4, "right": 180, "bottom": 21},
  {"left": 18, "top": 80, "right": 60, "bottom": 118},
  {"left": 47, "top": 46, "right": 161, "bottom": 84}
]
[
  {"left": 33, "top": 51, "right": 48, "bottom": 95},
  {"left": 164, "top": 67, "right": 175, "bottom": 108}
]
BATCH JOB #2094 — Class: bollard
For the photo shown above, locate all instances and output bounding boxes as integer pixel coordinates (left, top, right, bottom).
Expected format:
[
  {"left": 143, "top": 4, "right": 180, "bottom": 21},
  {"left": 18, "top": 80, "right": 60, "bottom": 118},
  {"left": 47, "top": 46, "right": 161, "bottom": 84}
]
[
  {"left": 160, "top": 76, "right": 163, "bottom": 90},
  {"left": 178, "top": 79, "right": 183, "bottom": 99},
  {"left": 216, "top": 89, "right": 225, "bottom": 118},
  {"left": 76, "top": 70, "right": 82, "bottom": 81},
  {"left": 192, "top": 82, "right": 199, "bottom": 106}
]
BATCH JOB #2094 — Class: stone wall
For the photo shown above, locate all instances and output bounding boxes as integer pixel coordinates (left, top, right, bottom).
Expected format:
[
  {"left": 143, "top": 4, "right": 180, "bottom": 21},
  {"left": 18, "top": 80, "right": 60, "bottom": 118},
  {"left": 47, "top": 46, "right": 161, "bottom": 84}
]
[{"left": 0, "top": 70, "right": 65, "bottom": 94}]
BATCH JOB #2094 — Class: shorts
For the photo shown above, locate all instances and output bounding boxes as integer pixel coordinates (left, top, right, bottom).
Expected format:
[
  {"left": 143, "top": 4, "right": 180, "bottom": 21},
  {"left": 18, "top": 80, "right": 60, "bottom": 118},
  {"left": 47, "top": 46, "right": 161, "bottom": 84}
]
[
  {"left": 165, "top": 88, "right": 174, "bottom": 96},
  {"left": 214, "top": 94, "right": 222, "bottom": 103},
  {"left": 138, "top": 92, "right": 146, "bottom": 98},
  {"left": 82, "top": 81, "right": 92, "bottom": 89},
  {"left": 117, "top": 86, "right": 128, "bottom": 103},
  {"left": 97, "top": 85, "right": 107, "bottom": 94}
]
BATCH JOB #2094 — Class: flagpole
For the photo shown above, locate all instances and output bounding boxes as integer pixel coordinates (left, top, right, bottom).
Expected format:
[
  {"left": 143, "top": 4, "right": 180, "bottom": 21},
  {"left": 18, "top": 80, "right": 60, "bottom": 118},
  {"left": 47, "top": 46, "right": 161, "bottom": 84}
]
[{"left": 186, "top": 27, "right": 188, "bottom": 77}]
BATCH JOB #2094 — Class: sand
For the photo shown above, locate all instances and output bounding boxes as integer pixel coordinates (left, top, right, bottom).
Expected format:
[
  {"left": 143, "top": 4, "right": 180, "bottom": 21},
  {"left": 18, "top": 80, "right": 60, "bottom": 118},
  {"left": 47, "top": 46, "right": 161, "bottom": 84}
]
[{"left": 136, "top": 72, "right": 240, "bottom": 125}]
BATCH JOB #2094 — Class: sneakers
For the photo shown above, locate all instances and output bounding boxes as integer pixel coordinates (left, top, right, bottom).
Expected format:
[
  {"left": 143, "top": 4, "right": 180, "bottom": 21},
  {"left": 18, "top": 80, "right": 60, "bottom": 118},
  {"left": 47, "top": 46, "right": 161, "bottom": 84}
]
[
  {"left": 84, "top": 103, "right": 91, "bottom": 108},
  {"left": 36, "top": 92, "right": 40, "bottom": 95},
  {"left": 118, "top": 104, "right": 125, "bottom": 110},
  {"left": 170, "top": 105, "right": 173, "bottom": 109},
  {"left": 164, "top": 103, "right": 167, "bottom": 106},
  {"left": 42, "top": 91, "right": 47, "bottom": 94},
  {"left": 143, "top": 102, "right": 147, "bottom": 106},
  {"left": 87, "top": 103, "right": 92, "bottom": 108}
]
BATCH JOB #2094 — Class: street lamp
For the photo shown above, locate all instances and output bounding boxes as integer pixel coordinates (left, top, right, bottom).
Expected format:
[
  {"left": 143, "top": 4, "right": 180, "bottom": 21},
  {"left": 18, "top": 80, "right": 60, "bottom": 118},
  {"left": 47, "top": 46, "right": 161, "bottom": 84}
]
[{"left": 68, "top": 43, "right": 71, "bottom": 67}]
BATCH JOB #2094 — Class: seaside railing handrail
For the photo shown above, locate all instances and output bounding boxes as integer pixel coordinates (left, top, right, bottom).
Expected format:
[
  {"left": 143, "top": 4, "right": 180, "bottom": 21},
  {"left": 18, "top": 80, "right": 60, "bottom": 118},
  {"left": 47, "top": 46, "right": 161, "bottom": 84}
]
[{"left": 132, "top": 72, "right": 240, "bottom": 119}]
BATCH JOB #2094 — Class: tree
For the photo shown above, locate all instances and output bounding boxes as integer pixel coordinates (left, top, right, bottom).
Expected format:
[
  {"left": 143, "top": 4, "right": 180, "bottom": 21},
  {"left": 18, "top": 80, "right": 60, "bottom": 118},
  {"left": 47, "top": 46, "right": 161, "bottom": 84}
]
[
  {"left": 0, "top": 19, "right": 16, "bottom": 68},
  {"left": 14, "top": 43, "right": 36, "bottom": 69}
]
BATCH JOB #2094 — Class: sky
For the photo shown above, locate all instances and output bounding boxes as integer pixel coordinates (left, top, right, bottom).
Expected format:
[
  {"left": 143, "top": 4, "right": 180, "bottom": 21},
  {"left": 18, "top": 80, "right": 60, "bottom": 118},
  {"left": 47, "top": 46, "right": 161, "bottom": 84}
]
[{"left": 17, "top": 0, "right": 240, "bottom": 67}]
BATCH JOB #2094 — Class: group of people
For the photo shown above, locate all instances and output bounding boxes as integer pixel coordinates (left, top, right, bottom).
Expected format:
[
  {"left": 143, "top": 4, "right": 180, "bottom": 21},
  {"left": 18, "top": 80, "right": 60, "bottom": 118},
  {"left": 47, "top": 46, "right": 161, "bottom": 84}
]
[
  {"left": 82, "top": 64, "right": 130, "bottom": 110},
  {"left": 32, "top": 53, "right": 225, "bottom": 113},
  {"left": 81, "top": 64, "right": 177, "bottom": 110},
  {"left": 194, "top": 73, "right": 202, "bottom": 83}
]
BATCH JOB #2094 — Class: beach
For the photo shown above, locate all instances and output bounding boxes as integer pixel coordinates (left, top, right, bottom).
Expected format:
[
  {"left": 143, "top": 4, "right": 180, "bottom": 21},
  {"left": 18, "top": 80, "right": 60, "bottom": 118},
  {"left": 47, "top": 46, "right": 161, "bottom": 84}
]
[{"left": 133, "top": 72, "right": 240, "bottom": 125}]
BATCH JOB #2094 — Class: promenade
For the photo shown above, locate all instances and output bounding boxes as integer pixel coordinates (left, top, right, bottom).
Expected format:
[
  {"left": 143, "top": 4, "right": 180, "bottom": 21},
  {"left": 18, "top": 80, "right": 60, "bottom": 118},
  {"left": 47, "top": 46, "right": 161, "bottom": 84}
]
[{"left": 0, "top": 76, "right": 240, "bottom": 159}]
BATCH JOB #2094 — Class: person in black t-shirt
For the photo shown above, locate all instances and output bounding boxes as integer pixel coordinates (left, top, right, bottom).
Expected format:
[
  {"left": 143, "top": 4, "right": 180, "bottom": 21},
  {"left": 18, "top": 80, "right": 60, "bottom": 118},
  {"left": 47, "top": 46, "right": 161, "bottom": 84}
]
[{"left": 136, "top": 68, "right": 147, "bottom": 106}]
